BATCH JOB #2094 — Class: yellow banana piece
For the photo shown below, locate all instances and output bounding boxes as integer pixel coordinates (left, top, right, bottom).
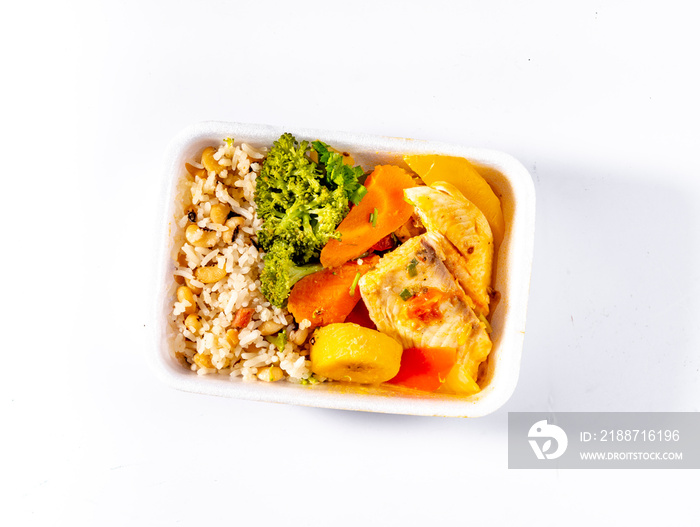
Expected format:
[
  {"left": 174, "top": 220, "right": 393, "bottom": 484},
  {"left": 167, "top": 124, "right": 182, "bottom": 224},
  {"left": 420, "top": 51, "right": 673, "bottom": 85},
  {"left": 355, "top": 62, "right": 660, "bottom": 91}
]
[{"left": 310, "top": 323, "right": 403, "bottom": 384}]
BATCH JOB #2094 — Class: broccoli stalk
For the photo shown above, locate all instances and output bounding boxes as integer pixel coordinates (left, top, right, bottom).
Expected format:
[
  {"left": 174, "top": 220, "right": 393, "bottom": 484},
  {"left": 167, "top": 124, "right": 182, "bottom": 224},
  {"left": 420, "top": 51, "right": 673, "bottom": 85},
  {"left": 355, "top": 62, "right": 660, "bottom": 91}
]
[{"left": 259, "top": 241, "right": 323, "bottom": 307}]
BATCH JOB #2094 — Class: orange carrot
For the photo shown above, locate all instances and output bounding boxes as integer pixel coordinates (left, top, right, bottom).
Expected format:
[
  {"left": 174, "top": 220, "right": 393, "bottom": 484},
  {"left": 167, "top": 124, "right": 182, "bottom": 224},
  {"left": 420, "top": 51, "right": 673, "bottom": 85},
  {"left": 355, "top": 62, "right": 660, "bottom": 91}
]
[
  {"left": 320, "top": 165, "right": 415, "bottom": 268},
  {"left": 232, "top": 307, "right": 254, "bottom": 328},
  {"left": 288, "top": 255, "right": 379, "bottom": 327}
]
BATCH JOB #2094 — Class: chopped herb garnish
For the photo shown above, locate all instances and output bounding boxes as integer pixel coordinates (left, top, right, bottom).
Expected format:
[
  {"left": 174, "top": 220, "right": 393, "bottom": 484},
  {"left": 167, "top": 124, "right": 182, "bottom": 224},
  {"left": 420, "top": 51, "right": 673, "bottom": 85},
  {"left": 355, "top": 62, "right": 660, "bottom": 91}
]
[
  {"left": 349, "top": 271, "right": 362, "bottom": 296},
  {"left": 311, "top": 140, "right": 367, "bottom": 205},
  {"left": 224, "top": 137, "right": 234, "bottom": 147},
  {"left": 407, "top": 258, "right": 418, "bottom": 277},
  {"left": 478, "top": 313, "right": 492, "bottom": 334},
  {"left": 368, "top": 207, "right": 379, "bottom": 228},
  {"left": 399, "top": 288, "right": 413, "bottom": 301}
]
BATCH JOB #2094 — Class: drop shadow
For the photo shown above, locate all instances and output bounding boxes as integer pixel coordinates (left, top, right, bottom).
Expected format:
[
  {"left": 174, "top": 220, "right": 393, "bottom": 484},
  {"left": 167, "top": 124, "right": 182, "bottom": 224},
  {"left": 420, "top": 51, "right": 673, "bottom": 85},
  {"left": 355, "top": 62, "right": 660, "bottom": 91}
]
[
  {"left": 302, "top": 402, "right": 508, "bottom": 435},
  {"left": 504, "top": 160, "right": 700, "bottom": 413}
]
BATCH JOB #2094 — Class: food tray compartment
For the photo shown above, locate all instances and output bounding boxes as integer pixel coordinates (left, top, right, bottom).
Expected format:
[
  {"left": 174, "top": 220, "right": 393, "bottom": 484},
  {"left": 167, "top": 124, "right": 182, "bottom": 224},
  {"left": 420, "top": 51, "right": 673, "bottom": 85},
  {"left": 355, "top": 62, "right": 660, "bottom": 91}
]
[{"left": 151, "top": 121, "right": 535, "bottom": 417}]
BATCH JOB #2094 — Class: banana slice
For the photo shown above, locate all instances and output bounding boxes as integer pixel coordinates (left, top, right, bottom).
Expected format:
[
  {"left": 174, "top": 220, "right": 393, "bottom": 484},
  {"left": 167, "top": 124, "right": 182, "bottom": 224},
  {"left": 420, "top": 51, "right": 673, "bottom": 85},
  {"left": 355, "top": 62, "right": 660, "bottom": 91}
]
[{"left": 310, "top": 323, "right": 403, "bottom": 384}]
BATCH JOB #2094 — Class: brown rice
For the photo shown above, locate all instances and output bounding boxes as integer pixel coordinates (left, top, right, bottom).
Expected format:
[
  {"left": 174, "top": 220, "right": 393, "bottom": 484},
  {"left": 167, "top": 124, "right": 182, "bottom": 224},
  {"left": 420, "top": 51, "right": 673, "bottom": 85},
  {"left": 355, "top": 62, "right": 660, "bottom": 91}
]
[{"left": 169, "top": 139, "right": 316, "bottom": 383}]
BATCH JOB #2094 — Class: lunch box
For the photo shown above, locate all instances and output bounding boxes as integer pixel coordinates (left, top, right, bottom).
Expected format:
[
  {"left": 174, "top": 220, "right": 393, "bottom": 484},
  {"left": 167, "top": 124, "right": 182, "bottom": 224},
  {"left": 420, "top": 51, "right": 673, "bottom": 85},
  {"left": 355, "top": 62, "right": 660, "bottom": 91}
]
[{"left": 152, "top": 121, "right": 535, "bottom": 417}]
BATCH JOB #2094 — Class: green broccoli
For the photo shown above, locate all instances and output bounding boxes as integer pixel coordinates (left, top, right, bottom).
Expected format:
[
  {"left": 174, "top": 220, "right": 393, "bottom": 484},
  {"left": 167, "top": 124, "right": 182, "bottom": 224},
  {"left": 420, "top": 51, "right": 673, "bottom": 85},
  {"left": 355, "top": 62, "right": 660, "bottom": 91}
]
[
  {"left": 259, "top": 240, "right": 324, "bottom": 307},
  {"left": 265, "top": 329, "right": 288, "bottom": 352},
  {"left": 254, "top": 133, "right": 367, "bottom": 306}
]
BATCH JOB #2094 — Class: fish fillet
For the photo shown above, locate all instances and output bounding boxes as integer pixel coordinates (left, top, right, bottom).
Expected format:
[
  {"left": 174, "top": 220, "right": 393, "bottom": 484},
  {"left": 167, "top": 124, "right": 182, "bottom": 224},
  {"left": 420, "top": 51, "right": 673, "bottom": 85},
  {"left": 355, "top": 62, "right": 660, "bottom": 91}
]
[
  {"left": 404, "top": 182, "right": 493, "bottom": 316},
  {"left": 359, "top": 233, "right": 491, "bottom": 383}
]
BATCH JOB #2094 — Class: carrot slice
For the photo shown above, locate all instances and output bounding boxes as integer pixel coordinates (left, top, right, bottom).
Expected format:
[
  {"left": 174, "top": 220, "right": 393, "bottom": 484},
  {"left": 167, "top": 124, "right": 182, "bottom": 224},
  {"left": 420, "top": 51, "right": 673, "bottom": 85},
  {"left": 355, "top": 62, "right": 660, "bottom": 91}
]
[
  {"left": 320, "top": 165, "right": 415, "bottom": 268},
  {"left": 387, "top": 347, "right": 457, "bottom": 392},
  {"left": 288, "top": 255, "right": 379, "bottom": 327}
]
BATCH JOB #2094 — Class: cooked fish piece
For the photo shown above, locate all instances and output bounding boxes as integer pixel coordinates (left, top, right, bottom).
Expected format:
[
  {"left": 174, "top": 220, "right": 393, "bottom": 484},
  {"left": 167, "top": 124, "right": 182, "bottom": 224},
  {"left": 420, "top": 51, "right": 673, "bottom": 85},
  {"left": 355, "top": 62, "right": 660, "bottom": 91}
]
[
  {"left": 358, "top": 233, "right": 491, "bottom": 385},
  {"left": 404, "top": 182, "right": 493, "bottom": 316},
  {"left": 433, "top": 232, "right": 478, "bottom": 312}
]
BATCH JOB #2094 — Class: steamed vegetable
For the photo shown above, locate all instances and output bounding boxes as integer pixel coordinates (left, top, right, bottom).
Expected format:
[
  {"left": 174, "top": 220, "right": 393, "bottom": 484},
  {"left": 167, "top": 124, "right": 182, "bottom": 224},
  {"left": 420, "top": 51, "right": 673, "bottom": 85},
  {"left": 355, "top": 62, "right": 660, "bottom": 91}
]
[
  {"left": 287, "top": 255, "right": 379, "bottom": 327},
  {"left": 255, "top": 134, "right": 359, "bottom": 261},
  {"left": 310, "top": 323, "right": 403, "bottom": 384},
  {"left": 320, "top": 165, "right": 416, "bottom": 268},
  {"left": 387, "top": 347, "right": 457, "bottom": 392},
  {"left": 259, "top": 240, "right": 324, "bottom": 307},
  {"left": 254, "top": 134, "right": 367, "bottom": 306}
]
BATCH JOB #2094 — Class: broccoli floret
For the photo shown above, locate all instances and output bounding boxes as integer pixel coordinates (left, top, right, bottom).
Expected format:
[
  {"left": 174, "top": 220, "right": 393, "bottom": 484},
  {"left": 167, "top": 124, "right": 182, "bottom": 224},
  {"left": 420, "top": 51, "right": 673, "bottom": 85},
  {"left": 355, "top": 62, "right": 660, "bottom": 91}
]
[
  {"left": 254, "top": 133, "right": 367, "bottom": 306},
  {"left": 259, "top": 241, "right": 323, "bottom": 308}
]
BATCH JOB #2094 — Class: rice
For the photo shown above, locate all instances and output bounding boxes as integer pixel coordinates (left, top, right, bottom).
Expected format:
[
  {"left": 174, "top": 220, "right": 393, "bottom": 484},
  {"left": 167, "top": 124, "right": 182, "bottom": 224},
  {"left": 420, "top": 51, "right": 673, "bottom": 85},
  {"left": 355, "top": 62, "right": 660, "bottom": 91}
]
[{"left": 168, "top": 139, "right": 316, "bottom": 383}]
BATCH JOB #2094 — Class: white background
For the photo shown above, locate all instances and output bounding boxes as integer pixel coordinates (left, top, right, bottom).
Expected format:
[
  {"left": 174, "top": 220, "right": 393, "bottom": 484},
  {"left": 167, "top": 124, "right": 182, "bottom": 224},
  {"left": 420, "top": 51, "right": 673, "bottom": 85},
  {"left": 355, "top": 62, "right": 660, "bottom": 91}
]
[{"left": 2, "top": 1, "right": 699, "bottom": 525}]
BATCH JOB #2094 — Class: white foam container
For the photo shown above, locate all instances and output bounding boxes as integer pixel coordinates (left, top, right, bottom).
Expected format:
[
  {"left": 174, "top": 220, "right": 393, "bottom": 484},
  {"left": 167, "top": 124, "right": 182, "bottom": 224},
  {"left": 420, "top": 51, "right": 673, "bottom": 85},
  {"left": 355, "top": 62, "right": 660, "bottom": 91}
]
[{"left": 152, "top": 122, "right": 535, "bottom": 417}]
